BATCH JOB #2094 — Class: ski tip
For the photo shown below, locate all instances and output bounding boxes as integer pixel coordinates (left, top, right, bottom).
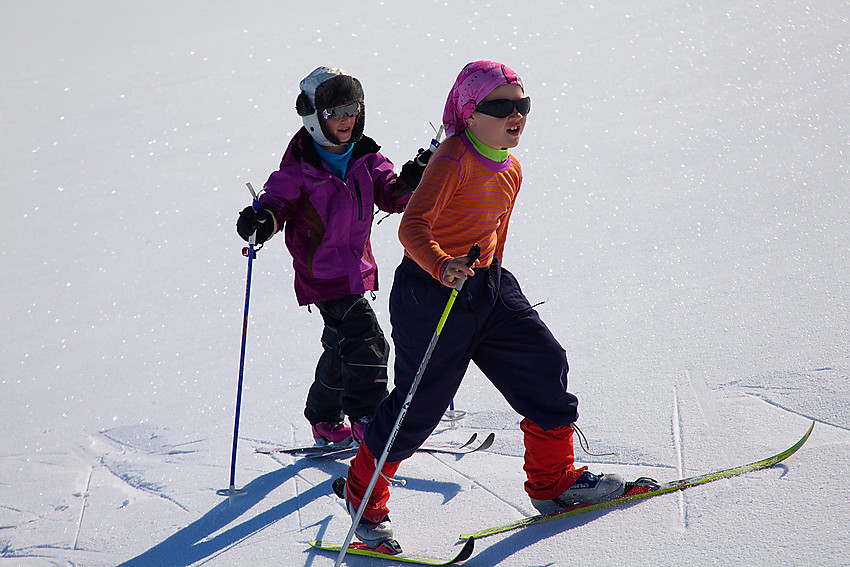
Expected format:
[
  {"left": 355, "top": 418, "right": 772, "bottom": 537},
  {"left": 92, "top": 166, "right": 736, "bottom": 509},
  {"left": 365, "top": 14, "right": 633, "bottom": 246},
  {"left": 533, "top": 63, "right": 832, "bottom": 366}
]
[
  {"left": 795, "top": 420, "right": 815, "bottom": 447},
  {"left": 476, "top": 432, "right": 496, "bottom": 452},
  {"left": 332, "top": 476, "right": 346, "bottom": 499},
  {"left": 459, "top": 432, "right": 477, "bottom": 448},
  {"left": 799, "top": 420, "right": 815, "bottom": 445},
  {"left": 456, "top": 536, "right": 475, "bottom": 562}
]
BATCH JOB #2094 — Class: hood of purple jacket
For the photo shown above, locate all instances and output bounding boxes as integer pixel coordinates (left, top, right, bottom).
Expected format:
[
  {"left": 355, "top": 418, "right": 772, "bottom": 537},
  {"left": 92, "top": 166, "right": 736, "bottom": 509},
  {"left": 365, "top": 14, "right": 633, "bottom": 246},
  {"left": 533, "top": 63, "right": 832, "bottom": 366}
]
[{"left": 260, "top": 128, "right": 407, "bottom": 305}]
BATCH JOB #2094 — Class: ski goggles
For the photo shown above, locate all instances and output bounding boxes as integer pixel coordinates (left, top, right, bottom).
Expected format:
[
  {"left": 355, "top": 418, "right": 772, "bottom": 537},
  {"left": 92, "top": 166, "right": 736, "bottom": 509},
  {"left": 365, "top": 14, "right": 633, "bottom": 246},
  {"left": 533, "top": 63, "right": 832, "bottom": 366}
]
[
  {"left": 321, "top": 101, "right": 361, "bottom": 121},
  {"left": 474, "top": 96, "right": 532, "bottom": 118}
]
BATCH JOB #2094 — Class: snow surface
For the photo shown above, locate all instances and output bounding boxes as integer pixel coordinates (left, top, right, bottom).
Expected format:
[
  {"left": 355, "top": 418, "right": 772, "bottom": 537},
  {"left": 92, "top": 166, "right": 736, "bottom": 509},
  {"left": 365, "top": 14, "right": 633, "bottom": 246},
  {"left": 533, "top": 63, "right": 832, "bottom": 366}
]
[{"left": 2, "top": 1, "right": 849, "bottom": 566}]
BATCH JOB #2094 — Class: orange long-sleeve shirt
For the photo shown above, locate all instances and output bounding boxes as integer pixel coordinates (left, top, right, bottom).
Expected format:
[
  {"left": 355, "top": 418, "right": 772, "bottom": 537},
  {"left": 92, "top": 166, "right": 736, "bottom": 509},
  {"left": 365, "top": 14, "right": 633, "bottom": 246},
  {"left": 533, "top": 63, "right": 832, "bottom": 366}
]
[{"left": 398, "top": 134, "right": 523, "bottom": 281}]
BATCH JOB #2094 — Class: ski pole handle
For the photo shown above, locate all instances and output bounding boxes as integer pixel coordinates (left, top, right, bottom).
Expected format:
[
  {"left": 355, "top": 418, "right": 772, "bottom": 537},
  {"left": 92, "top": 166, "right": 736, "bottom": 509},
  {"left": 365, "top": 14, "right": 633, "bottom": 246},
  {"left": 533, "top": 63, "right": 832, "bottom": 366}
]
[
  {"left": 454, "top": 243, "right": 480, "bottom": 291},
  {"left": 246, "top": 182, "right": 259, "bottom": 202},
  {"left": 247, "top": 182, "right": 259, "bottom": 240},
  {"left": 414, "top": 124, "right": 445, "bottom": 167},
  {"left": 464, "top": 243, "right": 481, "bottom": 265},
  {"left": 429, "top": 124, "right": 445, "bottom": 152},
  {"left": 242, "top": 183, "right": 259, "bottom": 257}
]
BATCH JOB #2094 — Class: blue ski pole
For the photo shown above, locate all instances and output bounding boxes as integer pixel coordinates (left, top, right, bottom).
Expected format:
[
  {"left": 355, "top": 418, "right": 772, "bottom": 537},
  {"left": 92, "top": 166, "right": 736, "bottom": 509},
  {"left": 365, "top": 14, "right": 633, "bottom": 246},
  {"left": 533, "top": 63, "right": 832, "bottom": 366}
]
[
  {"left": 217, "top": 182, "right": 260, "bottom": 500},
  {"left": 423, "top": 125, "right": 466, "bottom": 425}
]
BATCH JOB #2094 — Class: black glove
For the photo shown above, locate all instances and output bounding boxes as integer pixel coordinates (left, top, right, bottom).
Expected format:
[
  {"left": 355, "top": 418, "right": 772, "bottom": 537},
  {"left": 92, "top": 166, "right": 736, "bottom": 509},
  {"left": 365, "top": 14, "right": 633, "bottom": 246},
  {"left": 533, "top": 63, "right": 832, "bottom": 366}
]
[
  {"left": 400, "top": 147, "right": 433, "bottom": 190},
  {"left": 236, "top": 205, "right": 275, "bottom": 243}
]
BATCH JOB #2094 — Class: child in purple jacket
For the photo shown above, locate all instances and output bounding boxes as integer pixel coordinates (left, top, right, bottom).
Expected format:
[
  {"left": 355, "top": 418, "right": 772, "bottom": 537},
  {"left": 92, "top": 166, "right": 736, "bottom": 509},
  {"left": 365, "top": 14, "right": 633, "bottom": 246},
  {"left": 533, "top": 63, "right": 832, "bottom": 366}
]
[{"left": 236, "top": 66, "right": 429, "bottom": 446}]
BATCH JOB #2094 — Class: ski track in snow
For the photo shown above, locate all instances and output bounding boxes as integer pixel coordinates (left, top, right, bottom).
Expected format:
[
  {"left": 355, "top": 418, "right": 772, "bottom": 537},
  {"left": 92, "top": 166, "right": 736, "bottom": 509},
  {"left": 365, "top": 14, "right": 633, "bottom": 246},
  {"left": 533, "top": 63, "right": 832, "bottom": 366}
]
[
  {"left": 72, "top": 466, "right": 93, "bottom": 551},
  {"left": 80, "top": 432, "right": 191, "bottom": 513},
  {"left": 428, "top": 451, "right": 530, "bottom": 518},
  {"left": 685, "top": 367, "right": 720, "bottom": 431},
  {"left": 741, "top": 387, "right": 850, "bottom": 433},
  {"left": 671, "top": 388, "right": 688, "bottom": 530}
]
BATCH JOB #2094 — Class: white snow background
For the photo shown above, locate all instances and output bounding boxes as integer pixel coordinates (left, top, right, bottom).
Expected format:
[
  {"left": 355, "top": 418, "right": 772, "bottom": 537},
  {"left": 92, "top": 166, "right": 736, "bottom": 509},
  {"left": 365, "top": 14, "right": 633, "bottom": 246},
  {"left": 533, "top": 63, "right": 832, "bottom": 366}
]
[{"left": 2, "top": 1, "right": 848, "bottom": 566}]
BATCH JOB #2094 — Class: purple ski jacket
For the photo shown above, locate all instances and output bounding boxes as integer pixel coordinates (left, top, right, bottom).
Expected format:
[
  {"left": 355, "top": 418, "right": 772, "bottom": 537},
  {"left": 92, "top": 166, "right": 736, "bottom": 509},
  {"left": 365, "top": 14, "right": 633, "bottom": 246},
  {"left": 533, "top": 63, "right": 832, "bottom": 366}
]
[{"left": 260, "top": 127, "right": 411, "bottom": 305}]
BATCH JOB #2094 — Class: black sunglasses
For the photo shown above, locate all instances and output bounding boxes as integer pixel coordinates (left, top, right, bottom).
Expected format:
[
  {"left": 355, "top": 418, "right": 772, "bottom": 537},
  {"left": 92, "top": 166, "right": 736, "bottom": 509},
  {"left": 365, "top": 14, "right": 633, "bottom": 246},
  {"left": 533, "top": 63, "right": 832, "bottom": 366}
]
[{"left": 475, "top": 97, "right": 531, "bottom": 118}]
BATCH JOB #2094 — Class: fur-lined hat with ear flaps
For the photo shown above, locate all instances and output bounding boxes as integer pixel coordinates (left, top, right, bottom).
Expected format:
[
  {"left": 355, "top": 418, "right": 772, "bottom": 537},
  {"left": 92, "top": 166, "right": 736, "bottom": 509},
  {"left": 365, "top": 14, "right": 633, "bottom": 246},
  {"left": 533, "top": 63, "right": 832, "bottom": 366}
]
[{"left": 295, "top": 66, "right": 365, "bottom": 147}]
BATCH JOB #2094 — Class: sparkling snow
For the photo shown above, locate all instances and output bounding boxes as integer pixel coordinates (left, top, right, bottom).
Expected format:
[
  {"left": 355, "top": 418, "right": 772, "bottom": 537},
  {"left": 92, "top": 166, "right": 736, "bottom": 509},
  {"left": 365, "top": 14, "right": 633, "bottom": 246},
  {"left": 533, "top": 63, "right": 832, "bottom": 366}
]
[{"left": 1, "top": 1, "right": 848, "bottom": 565}]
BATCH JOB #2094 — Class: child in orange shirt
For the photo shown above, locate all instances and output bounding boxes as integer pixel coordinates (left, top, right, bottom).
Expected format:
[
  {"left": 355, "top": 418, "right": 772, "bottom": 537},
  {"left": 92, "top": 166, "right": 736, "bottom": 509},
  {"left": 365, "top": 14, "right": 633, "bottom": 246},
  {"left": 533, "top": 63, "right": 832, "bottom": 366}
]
[{"left": 341, "top": 61, "right": 625, "bottom": 548}]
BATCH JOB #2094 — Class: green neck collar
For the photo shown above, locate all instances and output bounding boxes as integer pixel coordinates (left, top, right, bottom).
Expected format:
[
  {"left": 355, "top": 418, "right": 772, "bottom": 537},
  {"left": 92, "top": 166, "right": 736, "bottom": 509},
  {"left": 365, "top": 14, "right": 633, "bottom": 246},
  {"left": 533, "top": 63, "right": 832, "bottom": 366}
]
[{"left": 464, "top": 130, "right": 510, "bottom": 162}]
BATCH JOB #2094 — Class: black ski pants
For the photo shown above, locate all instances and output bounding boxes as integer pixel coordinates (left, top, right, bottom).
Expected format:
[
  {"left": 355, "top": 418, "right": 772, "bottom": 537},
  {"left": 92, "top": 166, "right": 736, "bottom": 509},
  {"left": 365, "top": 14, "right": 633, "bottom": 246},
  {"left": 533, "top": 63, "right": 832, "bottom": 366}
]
[{"left": 304, "top": 294, "right": 390, "bottom": 425}]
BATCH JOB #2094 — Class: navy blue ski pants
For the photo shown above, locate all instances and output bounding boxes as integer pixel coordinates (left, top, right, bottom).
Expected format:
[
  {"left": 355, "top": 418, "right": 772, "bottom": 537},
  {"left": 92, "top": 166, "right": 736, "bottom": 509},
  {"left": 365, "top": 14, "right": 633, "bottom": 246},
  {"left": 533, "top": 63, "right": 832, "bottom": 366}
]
[{"left": 364, "top": 256, "right": 579, "bottom": 462}]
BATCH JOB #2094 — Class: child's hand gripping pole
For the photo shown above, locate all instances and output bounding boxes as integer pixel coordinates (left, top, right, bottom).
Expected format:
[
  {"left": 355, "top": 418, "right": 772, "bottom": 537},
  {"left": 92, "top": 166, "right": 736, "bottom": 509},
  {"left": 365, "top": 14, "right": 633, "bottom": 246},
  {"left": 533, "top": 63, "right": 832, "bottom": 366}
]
[{"left": 335, "top": 244, "right": 480, "bottom": 566}]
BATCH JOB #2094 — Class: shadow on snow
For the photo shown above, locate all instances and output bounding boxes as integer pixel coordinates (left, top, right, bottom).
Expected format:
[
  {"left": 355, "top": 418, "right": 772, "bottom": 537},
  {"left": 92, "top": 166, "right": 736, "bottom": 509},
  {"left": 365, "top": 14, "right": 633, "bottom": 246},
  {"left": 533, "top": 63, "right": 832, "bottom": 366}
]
[{"left": 118, "top": 458, "right": 345, "bottom": 566}]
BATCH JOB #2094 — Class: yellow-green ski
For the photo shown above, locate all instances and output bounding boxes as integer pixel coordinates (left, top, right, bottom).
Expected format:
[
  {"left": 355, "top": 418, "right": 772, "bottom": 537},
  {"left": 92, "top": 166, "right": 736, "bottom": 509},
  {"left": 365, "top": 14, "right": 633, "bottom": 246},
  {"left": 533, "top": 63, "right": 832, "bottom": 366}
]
[
  {"left": 309, "top": 537, "right": 474, "bottom": 565},
  {"left": 460, "top": 421, "right": 814, "bottom": 541}
]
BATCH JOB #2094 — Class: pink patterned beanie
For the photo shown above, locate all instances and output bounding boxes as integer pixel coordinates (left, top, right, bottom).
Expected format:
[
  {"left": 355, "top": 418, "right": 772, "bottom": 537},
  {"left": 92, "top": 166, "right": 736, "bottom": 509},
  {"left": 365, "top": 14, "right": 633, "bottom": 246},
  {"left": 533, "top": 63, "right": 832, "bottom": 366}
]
[{"left": 442, "top": 61, "right": 524, "bottom": 136}]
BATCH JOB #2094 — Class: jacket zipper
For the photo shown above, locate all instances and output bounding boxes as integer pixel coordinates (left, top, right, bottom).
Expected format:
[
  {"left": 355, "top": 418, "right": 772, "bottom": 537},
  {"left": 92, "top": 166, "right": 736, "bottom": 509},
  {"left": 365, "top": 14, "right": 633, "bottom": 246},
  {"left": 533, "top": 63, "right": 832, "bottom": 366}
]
[{"left": 353, "top": 179, "right": 363, "bottom": 220}]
